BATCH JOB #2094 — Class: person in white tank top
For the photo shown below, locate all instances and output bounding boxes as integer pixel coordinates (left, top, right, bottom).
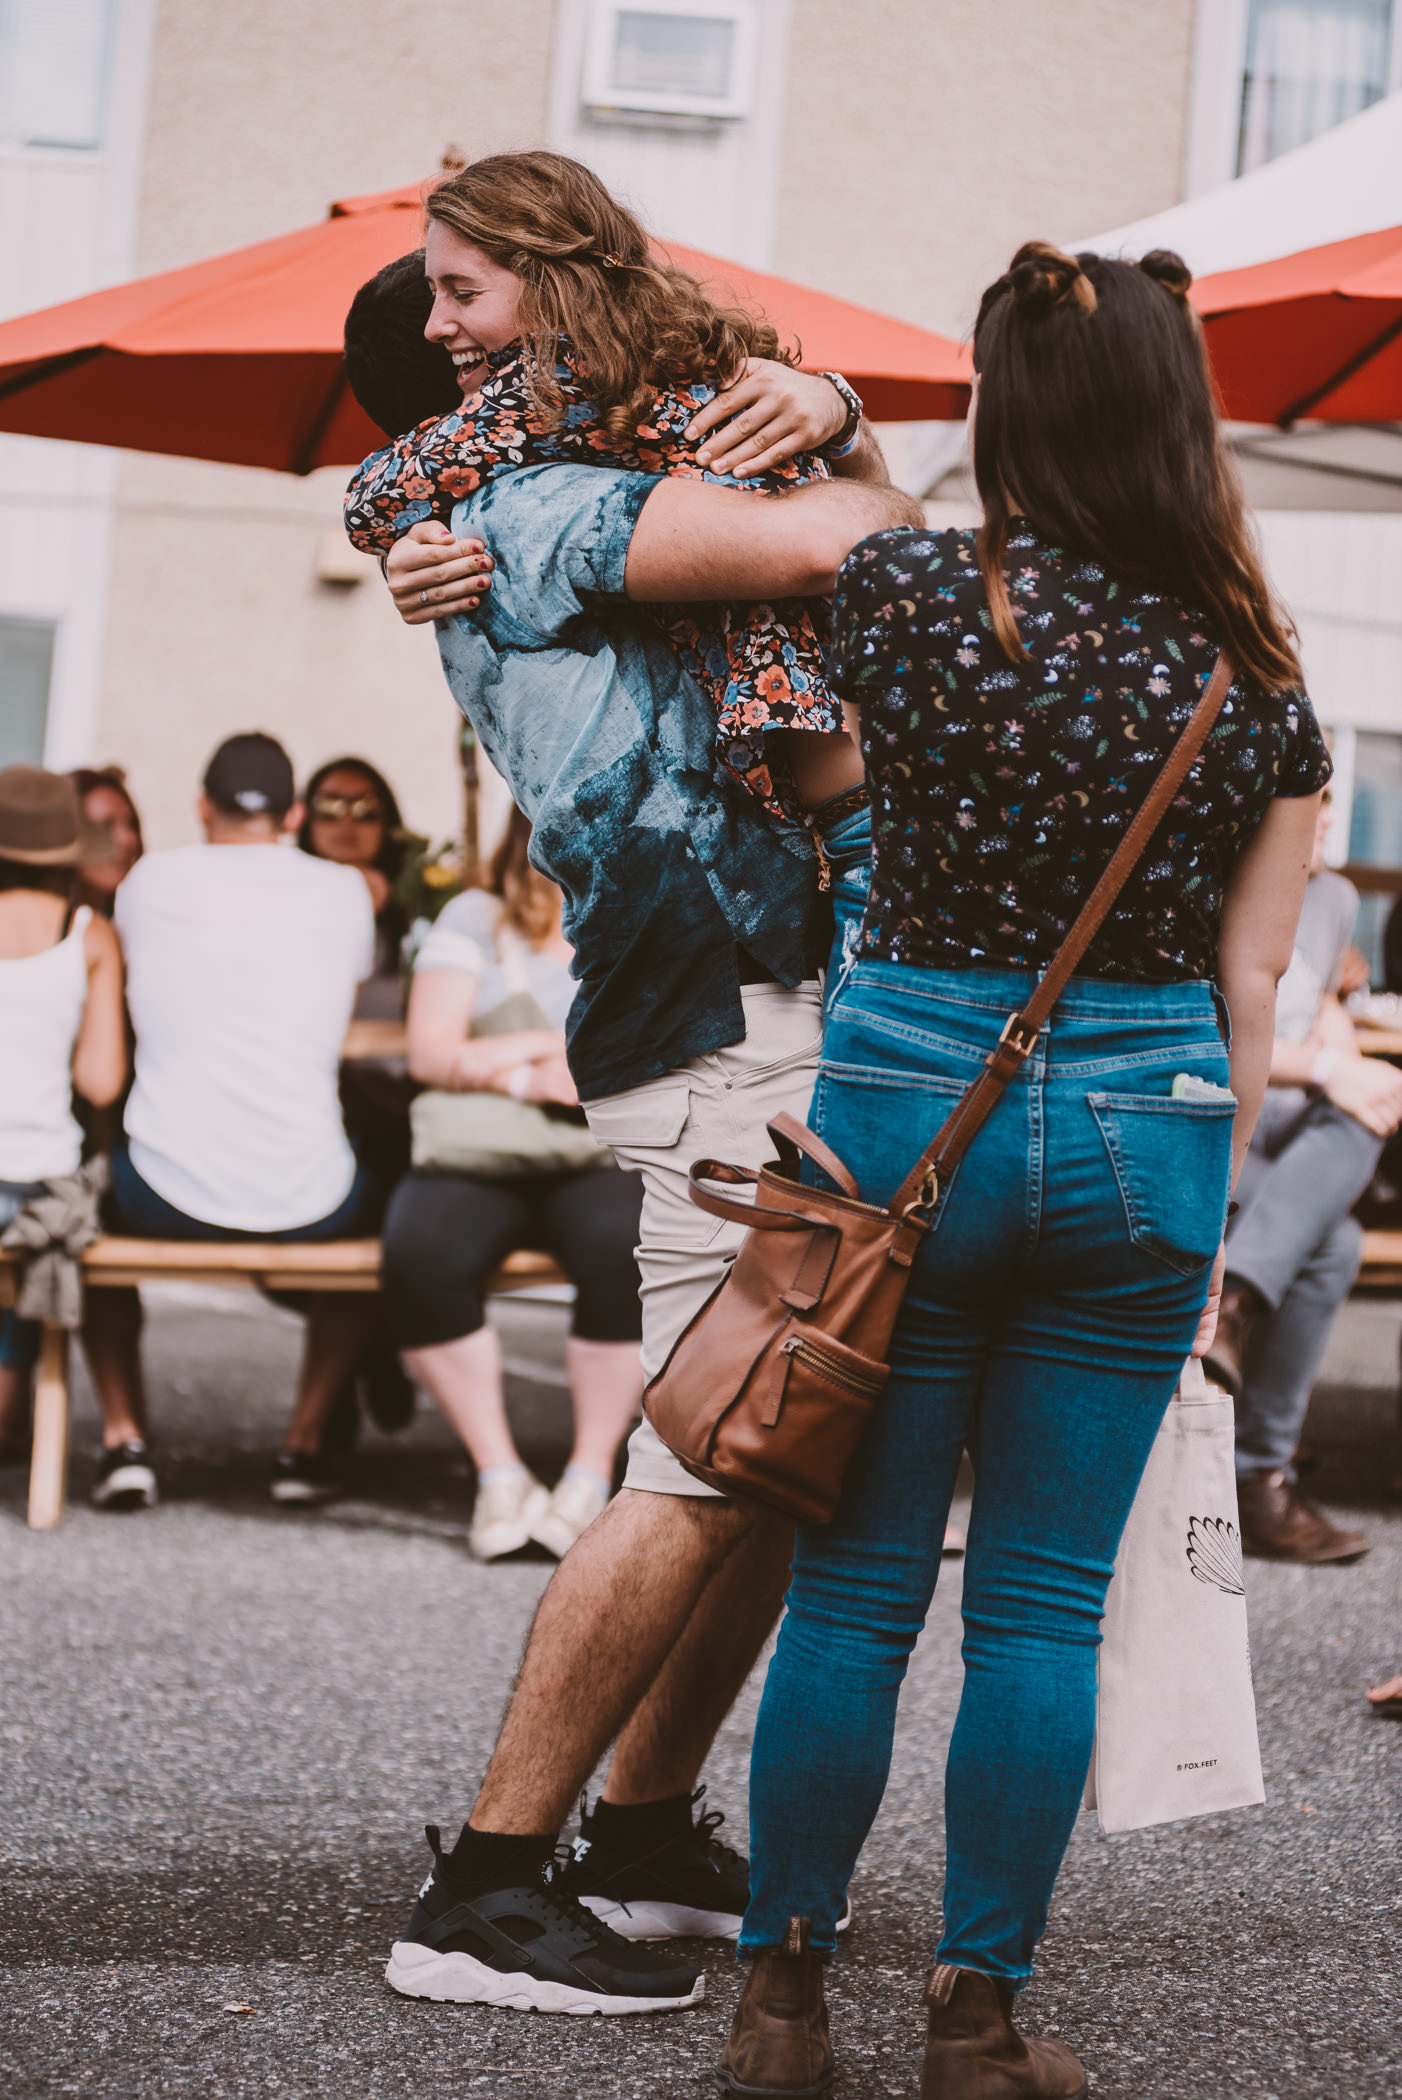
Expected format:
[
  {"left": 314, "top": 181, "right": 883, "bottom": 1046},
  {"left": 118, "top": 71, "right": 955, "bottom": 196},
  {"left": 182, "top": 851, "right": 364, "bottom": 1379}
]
[{"left": 0, "top": 768, "right": 127, "bottom": 1464}]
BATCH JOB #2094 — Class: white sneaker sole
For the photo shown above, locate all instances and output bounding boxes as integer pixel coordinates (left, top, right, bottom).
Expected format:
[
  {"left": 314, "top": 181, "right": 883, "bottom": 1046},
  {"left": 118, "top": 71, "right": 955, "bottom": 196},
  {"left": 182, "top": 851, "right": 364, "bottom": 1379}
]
[
  {"left": 91, "top": 1465, "right": 157, "bottom": 1510},
  {"left": 269, "top": 1481, "right": 340, "bottom": 1506},
  {"left": 578, "top": 1895, "right": 853, "bottom": 1942},
  {"left": 579, "top": 1896, "right": 742, "bottom": 1940},
  {"left": 384, "top": 1939, "right": 704, "bottom": 2014}
]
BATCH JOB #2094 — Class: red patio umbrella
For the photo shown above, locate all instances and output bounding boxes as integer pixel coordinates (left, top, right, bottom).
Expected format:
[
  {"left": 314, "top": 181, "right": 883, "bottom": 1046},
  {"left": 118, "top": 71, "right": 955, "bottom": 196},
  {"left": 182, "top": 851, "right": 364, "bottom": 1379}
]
[
  {"left": 1193, "top": 222, "right": 1402, "bottom": 426},
  {"left": 0, "top": 184, "right": 972, "bottom": 475}
]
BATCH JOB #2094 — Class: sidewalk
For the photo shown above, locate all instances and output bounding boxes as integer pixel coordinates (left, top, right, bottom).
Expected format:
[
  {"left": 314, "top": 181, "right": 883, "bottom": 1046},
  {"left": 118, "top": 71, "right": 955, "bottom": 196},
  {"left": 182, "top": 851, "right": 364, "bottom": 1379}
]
[{"left": 1, "top": 1287, "right": 1397, "bottom": 2098}]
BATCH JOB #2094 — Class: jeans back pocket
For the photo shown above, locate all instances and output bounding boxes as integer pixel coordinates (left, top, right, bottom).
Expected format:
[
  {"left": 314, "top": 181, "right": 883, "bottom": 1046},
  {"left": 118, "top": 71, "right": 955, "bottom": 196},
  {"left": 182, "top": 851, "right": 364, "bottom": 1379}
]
[{"left": 1089, "top": 1091, "right": 1235, "bottom": 1276}]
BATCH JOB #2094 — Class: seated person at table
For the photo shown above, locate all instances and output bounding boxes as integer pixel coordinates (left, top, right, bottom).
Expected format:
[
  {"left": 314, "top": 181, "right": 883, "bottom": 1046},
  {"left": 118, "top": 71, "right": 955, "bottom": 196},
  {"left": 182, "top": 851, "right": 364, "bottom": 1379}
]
[
  {"left": 297, "top": 754, "right": 411, "bottom": 1009},
  {"left": 0, "top": 768, "right": 127, "bottom": 1466},
  {"left": 297, "top": 753, "right": 418, "bottom": 1436},
  {"left": 70, "top": 766, "right": 144, "bottom": 917},
  {"left": 381, "top": 807, "right": 644, "bottom": 1562},
  {"left": 1206, "top": 789, "right": 1402, "bottom": 1562},
  {"left": 84, "top": 733, "right": 381, "bottom": 1509}
]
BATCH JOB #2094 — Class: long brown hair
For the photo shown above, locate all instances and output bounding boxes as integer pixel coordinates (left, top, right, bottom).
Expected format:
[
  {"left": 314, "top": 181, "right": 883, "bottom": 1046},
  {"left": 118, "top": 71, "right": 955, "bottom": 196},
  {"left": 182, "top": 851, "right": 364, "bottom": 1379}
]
[
  {"left": 971, "top": 242, "right": 1300, "bottom": 692},
  {"left": 425, "top": 151, "right": 794, "bottom": 446},
  {"left": 486, "top": 804, "right": 560, "bottom": 946}
]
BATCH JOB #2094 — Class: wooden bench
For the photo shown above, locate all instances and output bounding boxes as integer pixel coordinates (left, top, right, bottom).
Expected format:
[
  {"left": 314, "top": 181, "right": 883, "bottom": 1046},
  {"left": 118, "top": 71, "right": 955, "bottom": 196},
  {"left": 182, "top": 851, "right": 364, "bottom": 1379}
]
[
  {"left": 1357, "top": 1230, "right": 1402, "bottom": 1290},
  {"left": 0, "top": 1237, "right": 567, "bottom": 1532}
]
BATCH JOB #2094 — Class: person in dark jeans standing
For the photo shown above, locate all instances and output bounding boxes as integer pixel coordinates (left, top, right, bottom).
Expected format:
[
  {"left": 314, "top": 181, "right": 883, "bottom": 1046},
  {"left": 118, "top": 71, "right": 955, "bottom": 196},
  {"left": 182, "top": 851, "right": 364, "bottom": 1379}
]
[
  {"left": 720, "top": 243, "right": 1328, "bottom": 2100},
  {"left": 1205, "top": 789, "right": 1401, "bottom": 1561}
]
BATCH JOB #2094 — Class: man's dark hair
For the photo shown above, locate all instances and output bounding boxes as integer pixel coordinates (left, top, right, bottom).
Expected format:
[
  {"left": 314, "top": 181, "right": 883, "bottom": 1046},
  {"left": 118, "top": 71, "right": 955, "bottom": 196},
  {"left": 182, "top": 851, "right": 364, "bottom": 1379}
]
[{"left": 343, "top": 250, "right": 463, "bottom": 439}]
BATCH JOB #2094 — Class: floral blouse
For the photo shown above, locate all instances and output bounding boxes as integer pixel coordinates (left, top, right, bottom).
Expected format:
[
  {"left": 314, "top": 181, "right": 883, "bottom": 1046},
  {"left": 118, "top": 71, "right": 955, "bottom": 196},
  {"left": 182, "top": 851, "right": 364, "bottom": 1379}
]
[
  {"left": 835, "top": 521, "right": 1332, "bottom": 982},
  {"left": 343, "top": 344, "right": 842, "bottom": 822}
]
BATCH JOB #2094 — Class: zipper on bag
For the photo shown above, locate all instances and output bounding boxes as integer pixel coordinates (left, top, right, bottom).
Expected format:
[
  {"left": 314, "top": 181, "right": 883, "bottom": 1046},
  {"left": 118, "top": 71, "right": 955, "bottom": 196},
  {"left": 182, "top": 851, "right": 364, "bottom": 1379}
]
[{"left": 781, "top": 1333, "right": 884, "bottom": 1401}]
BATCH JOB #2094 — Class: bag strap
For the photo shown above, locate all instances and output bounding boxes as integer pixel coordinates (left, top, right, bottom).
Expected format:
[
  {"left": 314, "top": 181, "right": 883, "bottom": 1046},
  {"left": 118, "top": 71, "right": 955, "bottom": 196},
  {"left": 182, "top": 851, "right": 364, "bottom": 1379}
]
[{"left": 889, "top": 651, "right": 1236, "bottom": 1220}]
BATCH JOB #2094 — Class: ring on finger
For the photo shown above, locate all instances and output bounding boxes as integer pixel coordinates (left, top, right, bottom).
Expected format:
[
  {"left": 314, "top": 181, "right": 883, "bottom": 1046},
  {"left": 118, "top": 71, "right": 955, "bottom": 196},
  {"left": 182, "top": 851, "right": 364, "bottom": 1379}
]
[{"left": 420, "top": 589, "right": 428, "bottom": 604}]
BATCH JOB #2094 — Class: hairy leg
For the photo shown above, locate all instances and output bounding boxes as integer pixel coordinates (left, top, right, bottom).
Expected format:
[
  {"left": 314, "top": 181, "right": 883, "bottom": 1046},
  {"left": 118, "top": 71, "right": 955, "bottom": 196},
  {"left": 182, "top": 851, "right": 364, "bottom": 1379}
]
[
  {"left": 603, "top": 1507, "right": 792, "bottom": 1804},
  {"left": 472, "top": 1487, "right": 763, "bottom": 1834}
]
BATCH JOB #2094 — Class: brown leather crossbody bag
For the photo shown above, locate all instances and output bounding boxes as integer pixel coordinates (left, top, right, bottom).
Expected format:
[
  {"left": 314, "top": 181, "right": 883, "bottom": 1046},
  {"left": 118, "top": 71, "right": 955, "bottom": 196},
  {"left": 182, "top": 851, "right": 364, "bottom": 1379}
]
[{"left": 643, "top": 653, "right": 1235, "bottom": 1524}]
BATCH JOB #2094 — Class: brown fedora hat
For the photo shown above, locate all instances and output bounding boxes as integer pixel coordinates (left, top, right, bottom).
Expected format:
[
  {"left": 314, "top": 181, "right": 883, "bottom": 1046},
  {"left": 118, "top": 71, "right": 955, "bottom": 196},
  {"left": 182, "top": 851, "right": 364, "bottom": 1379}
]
[{"left": 0, "top": 765, "right": 114, "bottom": 866}]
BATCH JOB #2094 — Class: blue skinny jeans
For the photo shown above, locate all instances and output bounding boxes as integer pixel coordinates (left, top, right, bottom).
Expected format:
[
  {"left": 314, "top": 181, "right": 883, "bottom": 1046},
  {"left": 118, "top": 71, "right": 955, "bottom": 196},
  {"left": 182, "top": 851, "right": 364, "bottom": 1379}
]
[{"left": 741, "top": 961, "right": 1235, "bottom": 1986}]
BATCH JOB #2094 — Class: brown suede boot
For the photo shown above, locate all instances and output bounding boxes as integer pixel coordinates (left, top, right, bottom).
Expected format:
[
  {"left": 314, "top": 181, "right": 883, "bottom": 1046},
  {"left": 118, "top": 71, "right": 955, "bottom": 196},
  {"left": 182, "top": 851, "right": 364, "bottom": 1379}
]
[
  {"left": 921, "top": 1964, "right": 1086, "bottom": 2100},
  {"left": 1237, "top": 1468, "right": 1370, "bottom": 1563},
  {"left": 1202, "top": 1280, "right": 1262, "bottom": 1396},
  {"left": 718, "top": 1917, "right": 833, "bottom": 2098}
]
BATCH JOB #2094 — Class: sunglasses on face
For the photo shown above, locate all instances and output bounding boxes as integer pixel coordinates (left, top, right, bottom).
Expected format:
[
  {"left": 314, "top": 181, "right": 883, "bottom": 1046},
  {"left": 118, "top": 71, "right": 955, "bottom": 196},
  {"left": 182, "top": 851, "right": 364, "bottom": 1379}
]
[{"left": 311, "top": 794, "right": 384, "bottom": 822}]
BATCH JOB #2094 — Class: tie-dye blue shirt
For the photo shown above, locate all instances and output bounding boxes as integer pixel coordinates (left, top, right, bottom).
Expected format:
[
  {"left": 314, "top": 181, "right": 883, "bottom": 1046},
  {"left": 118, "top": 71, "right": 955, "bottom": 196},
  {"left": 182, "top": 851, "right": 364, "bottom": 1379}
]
[{"left": 435, "top": 463, "right": 824, "bottom": 1100}]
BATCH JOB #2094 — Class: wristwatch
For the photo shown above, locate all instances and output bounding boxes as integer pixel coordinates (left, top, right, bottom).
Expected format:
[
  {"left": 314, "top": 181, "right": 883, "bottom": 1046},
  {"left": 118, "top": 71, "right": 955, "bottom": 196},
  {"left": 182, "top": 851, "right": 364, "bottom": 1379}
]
[{"left": 818, "top": 371, "right": 864, "bottom": 458}]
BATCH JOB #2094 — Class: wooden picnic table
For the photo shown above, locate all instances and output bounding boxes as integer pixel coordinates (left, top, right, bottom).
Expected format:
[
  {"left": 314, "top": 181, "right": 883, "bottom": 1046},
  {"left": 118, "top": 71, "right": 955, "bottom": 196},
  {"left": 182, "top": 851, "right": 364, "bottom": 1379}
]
[{"left": 0, "top": 1239, "right": 567, "bottom": 1532}]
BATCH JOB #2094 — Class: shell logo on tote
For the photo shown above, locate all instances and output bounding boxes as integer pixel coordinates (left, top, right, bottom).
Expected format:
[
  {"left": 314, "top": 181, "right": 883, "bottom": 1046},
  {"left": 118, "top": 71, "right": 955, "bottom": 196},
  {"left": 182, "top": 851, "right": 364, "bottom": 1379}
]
[{"left": 1185, "top": 1516, "right": 1245, "bottom": 1596}]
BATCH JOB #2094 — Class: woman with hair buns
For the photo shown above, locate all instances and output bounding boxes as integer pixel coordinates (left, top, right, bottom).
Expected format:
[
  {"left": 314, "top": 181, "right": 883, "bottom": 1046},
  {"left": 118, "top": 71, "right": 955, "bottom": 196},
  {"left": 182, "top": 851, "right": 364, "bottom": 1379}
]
[{"left": 718, "top": 245, "right": 1329, "bottom": 2100}]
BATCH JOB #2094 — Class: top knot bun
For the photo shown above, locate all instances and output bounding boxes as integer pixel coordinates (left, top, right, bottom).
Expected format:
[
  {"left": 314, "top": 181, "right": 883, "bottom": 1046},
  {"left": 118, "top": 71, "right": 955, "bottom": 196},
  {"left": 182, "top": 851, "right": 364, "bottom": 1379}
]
[
  {"left": 1138, "top": 249, "right": 1193, "bottom": 304},
  {"left": 1007, "top": 241, "right": 1098, "bottom": 318}
]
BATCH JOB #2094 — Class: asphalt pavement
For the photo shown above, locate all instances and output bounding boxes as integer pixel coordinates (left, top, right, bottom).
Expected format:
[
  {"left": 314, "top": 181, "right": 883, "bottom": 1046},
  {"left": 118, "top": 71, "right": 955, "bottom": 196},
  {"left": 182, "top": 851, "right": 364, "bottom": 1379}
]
[{"left": 1, "top": 1283, "right": 1398, "bottom": 2099}]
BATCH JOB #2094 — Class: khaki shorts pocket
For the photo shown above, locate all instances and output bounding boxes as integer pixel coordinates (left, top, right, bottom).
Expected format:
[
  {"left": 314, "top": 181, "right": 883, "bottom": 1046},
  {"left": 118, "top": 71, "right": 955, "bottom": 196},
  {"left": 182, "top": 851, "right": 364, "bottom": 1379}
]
[
  {"left": 585, "top": 1082, "right": 727, "bottom": 1252},
  {"left": 584, "top": 1084, "right": 691, "bottom": 1152}
]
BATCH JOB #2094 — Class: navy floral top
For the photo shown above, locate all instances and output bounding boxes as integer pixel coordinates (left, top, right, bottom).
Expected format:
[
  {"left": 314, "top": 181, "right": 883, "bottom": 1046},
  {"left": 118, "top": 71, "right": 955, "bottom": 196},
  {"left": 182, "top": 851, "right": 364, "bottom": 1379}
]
[
  {"left": 835, "top": 522, "right": 1332, "bottom": 982},
  {"left": 343, "top": 344, "right": 841, "bottom": 824}
]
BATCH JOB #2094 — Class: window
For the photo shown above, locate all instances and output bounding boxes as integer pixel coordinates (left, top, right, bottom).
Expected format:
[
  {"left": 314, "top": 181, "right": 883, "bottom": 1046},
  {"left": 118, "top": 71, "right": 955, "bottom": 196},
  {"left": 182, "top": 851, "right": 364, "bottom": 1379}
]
[
  {"left": 0, "top": 0, "right": 113, "bottom": 153},
  {"left": 582, "top": 0, "right": 755, "bottom": 120},
  {"left": 0, "top": 616, "right": 55, "bottom": 766},
  {"left": 1238, "top": 0, "right": 1394, "bottom": 173},
  {"left": 1328, "top": 727, "right": 1402, "bottom": 985}
]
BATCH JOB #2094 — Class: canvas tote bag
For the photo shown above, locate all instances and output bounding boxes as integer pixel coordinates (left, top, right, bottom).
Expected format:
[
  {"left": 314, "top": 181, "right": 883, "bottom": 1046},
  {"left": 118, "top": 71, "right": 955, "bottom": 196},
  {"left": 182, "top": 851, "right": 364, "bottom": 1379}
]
[
  {"left": 410, "top": 920, "right": 613, "bottom": 1179},
  {"left": 1085, "top": 1355, "right": 1265, "bottom": 1834}
]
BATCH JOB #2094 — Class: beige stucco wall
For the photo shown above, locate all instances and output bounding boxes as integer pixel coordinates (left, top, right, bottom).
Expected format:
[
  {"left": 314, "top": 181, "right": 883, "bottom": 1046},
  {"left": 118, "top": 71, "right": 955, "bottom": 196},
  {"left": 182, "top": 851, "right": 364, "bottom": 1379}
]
[
  {"left": 95, "top": 0, "right": 557, "bottom": 851},
  {"left": 775, "top": 0, "right": 1197, "bottom": 337}
]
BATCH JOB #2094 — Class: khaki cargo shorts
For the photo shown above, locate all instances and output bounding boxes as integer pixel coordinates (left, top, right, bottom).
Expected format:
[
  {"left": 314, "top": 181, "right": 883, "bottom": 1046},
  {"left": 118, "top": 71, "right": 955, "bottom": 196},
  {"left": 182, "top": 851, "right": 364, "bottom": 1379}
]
[{"left": 583, "top": 981, "right": 824, "bottom": 1496}]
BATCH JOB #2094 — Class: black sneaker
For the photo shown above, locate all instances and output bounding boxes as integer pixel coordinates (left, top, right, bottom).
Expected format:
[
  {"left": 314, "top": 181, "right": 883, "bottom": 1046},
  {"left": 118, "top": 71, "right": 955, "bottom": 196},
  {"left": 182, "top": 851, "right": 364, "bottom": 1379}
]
[
  {"left": 563, "top": 1787, "right": 854, "bottom": 1943},
  {"left": 90, "top": 1441, "right": 157, "bottom": 1511},
  {"left": 269, "top": 1451, "right": 342, "bottom": 1506},
  {"left": 384, "top": 1825, "right": 703, "bottom": 2015}
]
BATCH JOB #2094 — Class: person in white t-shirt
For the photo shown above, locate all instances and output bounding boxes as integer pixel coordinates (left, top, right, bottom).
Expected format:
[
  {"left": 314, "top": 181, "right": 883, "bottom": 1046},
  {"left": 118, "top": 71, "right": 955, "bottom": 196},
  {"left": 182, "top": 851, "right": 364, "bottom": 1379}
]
[{"left": 85, "top": 733, "right": 381, "bottom": 1508}]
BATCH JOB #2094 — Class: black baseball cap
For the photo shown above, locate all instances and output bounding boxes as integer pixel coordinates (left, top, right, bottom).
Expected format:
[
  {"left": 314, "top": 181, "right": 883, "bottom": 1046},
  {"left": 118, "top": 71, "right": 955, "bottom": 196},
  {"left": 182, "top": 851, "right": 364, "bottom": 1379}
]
[{"left": 202, "top": 733, "right": 296, "bottom": 819}]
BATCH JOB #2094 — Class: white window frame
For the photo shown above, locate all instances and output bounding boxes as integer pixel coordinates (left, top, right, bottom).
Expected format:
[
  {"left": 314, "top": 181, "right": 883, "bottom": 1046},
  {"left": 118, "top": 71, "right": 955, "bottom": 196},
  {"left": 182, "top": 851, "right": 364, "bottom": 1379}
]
[
  {"left": 581, "top": 0, "right": 757, "bottom": 121},
  {"left": 1183, "top": 0, "right": 1402, "bottom": 195}
]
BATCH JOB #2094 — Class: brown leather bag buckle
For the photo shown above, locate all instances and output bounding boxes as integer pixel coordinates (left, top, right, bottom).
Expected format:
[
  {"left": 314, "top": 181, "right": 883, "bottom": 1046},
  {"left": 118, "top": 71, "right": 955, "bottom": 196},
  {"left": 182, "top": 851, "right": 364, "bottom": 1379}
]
[
  {"left": 998, "top": 1011, "right": 1040, "bottom": 1058},
  {"left": 901, "top": 1166, "right": 939, "bottom": 1220}
]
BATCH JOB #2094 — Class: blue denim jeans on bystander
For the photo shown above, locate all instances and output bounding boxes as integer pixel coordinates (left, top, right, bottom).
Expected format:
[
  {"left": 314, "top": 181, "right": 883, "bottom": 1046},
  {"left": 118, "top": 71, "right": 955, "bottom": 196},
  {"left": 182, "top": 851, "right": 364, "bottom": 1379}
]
[{"left": 741, "top": 959, "right": 1235, "bottom": 1986}]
